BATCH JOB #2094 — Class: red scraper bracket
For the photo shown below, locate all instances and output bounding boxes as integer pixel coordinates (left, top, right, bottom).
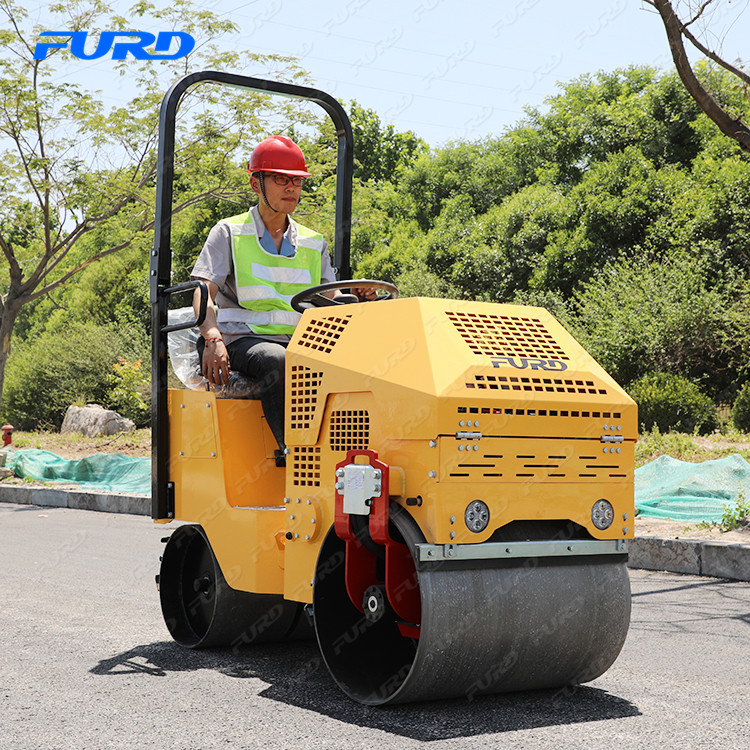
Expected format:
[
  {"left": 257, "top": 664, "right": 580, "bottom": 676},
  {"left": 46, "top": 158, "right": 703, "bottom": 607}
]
[{"left": 334, "top": 449, "right": 421, "bottom": 637}]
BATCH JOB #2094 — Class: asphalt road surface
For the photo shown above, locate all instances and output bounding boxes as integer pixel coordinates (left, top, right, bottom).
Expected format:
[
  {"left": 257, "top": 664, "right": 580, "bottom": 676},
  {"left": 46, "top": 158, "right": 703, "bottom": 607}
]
[{"left": 2, "top": 503, "right": 749, "bottom": 749}]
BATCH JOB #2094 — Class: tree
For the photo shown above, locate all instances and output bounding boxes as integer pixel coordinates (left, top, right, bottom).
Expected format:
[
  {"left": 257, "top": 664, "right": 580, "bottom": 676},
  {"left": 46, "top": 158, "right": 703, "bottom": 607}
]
[
  {"left": 647, "top": 0, "right": 750, "bottom": 152},
  {"left": 570, "top": 253, "right": 736, "bottom": 395},
  {"left": 0, "top": 0, "right": 313, "bottom": 412}
]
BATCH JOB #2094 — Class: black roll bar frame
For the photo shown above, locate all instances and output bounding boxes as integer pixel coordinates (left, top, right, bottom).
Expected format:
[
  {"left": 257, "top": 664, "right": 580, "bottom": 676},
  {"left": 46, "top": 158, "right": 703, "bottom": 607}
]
[{"left": 150, "top": 71, "right": 354, "bottom": 520}]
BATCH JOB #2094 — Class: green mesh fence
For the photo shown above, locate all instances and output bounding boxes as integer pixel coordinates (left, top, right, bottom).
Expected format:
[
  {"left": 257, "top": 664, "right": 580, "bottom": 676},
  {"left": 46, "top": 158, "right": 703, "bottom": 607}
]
[
  {"left": 4, "top": 448, "right": 749, "bottom": 521},
  {"left": 6, "top": 449, "right": 150, "bottom": 495},
  {"left": 635, "top": 454, "right": 750, "bottom": 522}
]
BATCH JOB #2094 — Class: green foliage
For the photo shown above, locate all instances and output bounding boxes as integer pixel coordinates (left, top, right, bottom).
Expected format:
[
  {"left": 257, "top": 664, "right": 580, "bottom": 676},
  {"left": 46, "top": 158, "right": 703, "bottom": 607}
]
[
  {"left": 571, "top": 254, "right": 739, "bottom": 397},
  {"left": 348, "top": 101, "right": 428, "bottom": 182},
  {"left": 2, "top": 322, "right": 146, "bottom": 430},
  {"left": 5, "top": 38, "right": 750, "bottom": 423},
  {"left": 628, "top": 372, "right": 718, "bottom": 436},
  {"left": 397, "top": 134, "right": 542, "bottom": 231},
  {"left": 394, "top": 264, "right": 461, "bottom": 299},
  {"left": 698, "top": 495, "right": 750, "bottom": 532},
  {"left": 526, "top": 67, "right": 703, "bottom": 181},
  {"left": 106, "top": 358, "right": 151, "bottom": 427},
  {"left": 634, "top": 425, "right": 704, "bottom": 467},
  {"left": 719, "top": 495, "right": 750, "bottom": 531},
  {"left": 0, "top": 0, "right": 314, "bottom": 409},
  {"left": 731, "top": 382, "right": 750, "bottom": 432}
]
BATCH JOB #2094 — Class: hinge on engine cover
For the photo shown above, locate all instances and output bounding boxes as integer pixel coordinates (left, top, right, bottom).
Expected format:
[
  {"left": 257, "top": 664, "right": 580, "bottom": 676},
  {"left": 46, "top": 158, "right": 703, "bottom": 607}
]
[{"left": 600, "top": 434, "right": 624, "bottom": 443}]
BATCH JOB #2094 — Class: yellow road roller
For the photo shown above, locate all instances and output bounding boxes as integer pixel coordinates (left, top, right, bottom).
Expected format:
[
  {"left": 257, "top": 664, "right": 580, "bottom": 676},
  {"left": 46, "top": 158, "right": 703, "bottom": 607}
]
[{"left": 150, "top": 73, "right": 635, "bottom": 706}]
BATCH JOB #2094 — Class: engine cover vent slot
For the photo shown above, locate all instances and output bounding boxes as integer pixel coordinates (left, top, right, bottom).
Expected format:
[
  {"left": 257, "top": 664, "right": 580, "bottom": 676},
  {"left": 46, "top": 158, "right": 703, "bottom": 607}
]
[
  {"left": 456, "top": 406, "right": 621, "bottom": 419},
  {"left": 469, "top": 374, "right": 607, "bottom": 395},
  {"left": 440, "top": 438, "right": 632, "bottom": 483},
  {"left": 290, "top": 365, "right": 323, "bottom": 430},
  {"left": 298, "top": 315, "right": 352, "bottom": 354},
  {"left": 329, "top": 410, "right": 370, "bottom": 452},
  {"left": 446, "top": 311, "right": 569, "bottom": 360},
  {"left": 292, "top": 446, "right": 321, "bottom": 487}
]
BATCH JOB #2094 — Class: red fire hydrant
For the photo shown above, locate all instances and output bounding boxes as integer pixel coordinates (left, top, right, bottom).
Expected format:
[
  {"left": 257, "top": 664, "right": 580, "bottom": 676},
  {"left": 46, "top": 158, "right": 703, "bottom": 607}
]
[{"left": 2, "top": 424, "right": 14, "bottom": 446}]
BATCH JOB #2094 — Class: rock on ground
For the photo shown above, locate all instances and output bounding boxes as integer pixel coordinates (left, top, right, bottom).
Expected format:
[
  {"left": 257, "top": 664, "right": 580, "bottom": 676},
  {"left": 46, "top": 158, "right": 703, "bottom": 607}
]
[{"left": 61, "top": 404, "right": 135, "bottom": 438}]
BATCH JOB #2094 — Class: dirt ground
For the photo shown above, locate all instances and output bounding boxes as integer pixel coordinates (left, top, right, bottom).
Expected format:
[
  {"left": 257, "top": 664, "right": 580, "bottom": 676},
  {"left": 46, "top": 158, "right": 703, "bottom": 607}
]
[{"left": 635, "top": 516, "right": 750, "bottom": 543}]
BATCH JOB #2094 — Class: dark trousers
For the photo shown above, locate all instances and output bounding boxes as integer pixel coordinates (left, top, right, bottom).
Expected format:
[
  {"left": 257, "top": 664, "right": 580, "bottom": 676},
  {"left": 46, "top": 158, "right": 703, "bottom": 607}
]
[{"left": 198, "top": 336, "right": 287, "bottom": 452}]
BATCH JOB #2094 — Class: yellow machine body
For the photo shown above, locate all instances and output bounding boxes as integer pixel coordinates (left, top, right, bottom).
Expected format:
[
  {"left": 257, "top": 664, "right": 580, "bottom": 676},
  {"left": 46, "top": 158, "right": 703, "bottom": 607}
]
[{"left": 165, "top": 297, "right": 636, "bottom": 605}]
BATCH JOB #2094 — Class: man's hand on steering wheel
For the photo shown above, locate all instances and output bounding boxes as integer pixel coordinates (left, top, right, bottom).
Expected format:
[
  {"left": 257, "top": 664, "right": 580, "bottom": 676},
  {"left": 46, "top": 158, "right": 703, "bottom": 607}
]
[
  {"left": 353, "top": 287, "right": 378, "bottom": 301},
  {"left": 290, "top": 279, "right": 399, "bottom": 312}
]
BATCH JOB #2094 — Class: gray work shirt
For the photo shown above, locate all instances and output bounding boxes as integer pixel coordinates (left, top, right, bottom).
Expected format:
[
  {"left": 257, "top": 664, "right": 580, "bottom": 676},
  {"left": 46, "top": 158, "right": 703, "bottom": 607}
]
[{"left": 191, "top": 205, "right": 336, "bottom": 343}]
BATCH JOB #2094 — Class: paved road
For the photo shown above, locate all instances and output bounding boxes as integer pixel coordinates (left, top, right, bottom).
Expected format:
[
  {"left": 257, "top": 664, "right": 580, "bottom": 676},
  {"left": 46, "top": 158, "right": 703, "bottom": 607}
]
[{"left": 1, "top": 503, "right": 749, "bottom": 749}]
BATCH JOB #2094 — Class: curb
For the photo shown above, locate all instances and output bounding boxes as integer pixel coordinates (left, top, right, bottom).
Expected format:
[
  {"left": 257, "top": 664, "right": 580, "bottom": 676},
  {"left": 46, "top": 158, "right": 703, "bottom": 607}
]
[
  {"left": 628, "top": 536, "right": 750, "bottom": 583},
  {"left": 0, "top": 483, "right": 149, "bottom": 516},
  {"left": 1, "top": 483, "right": 748, "bottom": 582}
]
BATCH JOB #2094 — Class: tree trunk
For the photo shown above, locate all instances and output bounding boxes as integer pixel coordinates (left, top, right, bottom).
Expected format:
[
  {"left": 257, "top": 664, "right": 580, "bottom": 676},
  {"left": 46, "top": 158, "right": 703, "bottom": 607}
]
[{"left": 0, "top": 295, "right": 23, "bottom": 416}]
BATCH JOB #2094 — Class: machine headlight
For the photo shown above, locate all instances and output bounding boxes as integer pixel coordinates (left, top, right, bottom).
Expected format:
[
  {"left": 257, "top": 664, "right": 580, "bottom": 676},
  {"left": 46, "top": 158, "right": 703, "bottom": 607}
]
[
  {"left": 465, "top": 500, "right": 490, "bottom": 533},
  {"left": 591, "top": 499, "right": 614, "bottom": 530}
]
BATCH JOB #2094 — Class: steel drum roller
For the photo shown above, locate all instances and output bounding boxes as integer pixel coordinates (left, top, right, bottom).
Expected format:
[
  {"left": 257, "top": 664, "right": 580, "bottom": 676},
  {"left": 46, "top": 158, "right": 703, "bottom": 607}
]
[{"left": 313, "top": 507, "right": 631, "bottom": 705}]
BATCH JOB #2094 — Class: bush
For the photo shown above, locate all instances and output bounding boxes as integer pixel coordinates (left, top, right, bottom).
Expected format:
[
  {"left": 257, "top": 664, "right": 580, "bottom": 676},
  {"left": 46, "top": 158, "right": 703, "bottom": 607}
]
[
  {"left": 571, "top": 254, "right": 735, "bottom": 397},
  {"left": 2, "top": 321, "right": 149, "bottom": 430},
  {"left": 107, "top": 357, "right": 151, "bottom": 427},
  {"left": 732, "top": 382, "right": 750, "bottom": 432},
  {"left": 628, "top": 372, "right": 718, "bottom": 435}
]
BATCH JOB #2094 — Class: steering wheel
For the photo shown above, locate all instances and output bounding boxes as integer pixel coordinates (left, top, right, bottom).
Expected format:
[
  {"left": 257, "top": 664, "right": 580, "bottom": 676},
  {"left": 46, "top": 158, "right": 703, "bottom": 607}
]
[{"left": 291, "top": 279, "right": 399, "bottom": 312}]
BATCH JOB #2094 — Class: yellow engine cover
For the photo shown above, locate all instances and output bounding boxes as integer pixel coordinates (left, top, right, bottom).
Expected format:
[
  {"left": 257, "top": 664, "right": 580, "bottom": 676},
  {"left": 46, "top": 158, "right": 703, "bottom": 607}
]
[{"left": 282, "top": 298, "right": 636, "bottom": 602}]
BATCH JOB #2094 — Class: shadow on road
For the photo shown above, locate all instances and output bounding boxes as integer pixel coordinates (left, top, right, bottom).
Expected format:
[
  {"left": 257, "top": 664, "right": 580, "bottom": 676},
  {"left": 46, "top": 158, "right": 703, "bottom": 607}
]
[{"left": 91, "top": 641, "right": 640, "bottom": 740}]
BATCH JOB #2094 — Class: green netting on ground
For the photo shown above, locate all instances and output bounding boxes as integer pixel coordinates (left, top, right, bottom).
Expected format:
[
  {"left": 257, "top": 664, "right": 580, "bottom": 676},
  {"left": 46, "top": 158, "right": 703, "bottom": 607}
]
[
  {"left": 6, "top": 450, "right": 150, "bottom": 495},
  {"left": 635, "top": 454, "right": 750, "bottom": 522},
  {"left": 5, "top": 448, "right": 748, "bottom": 520}
]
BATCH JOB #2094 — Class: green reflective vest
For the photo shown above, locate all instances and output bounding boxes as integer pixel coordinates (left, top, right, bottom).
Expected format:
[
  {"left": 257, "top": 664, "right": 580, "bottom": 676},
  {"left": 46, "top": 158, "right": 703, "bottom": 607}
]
[{"left": 217, "top": 210, "right": 324, "bottom": 336}]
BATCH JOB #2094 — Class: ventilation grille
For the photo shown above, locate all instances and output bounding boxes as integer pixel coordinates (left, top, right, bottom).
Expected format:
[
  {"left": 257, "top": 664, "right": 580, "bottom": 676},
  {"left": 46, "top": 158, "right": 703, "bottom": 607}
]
[
  {"left": 297, "top": 315, "right": 352, "bottom": 354},
  {"left": 292, "top": 446, "right": 321, "bottom": 487},
  {"left": 469, "top": 374, "right": 607, "bottom": 395},
  {"left": 457, "top": 406, "right": 621, "bottom": 419},
  {"left": 329, "top": 410, "right": 370, "bottom": 452},
  {"left": 447, "top": 311, "right": 568, "bottom": 359},
  {"left": 290, "top": 365, "right": 323, "bottom": 430},
  {"left": 443, "top": 443, "right": 629, "bottom": 483}
]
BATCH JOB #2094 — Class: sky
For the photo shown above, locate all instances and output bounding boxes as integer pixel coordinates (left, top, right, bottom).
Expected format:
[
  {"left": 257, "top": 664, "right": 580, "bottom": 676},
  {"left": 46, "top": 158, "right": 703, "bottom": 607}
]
[{"left": 17, "top": 0, "right": 750, "bottom": 146}]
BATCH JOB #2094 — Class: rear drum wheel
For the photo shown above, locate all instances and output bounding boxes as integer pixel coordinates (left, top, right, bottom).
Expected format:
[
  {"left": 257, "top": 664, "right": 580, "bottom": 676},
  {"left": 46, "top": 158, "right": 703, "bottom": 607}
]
[
  {"left": 313, "top": 507, "right": 631, "bottom": 705},
  {"left": 159, "top": 524, "right": 311, "bottom": 648}
]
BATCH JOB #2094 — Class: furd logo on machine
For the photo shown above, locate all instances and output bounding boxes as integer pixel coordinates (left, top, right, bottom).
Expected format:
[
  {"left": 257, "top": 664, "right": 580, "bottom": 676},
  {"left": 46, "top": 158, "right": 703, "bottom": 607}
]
[
  {"left": 33, "top": 31, "right": 195, "bottom": 61},
  {"left": 490, "top": 356, "right": 568, "bottom": 372}
]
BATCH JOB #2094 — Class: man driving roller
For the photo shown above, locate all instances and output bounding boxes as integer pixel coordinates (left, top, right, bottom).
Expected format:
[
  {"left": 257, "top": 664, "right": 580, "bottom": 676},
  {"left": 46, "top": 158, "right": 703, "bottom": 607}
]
[{"left": 191, "top": 135, "right": 372, "bottom": 465}]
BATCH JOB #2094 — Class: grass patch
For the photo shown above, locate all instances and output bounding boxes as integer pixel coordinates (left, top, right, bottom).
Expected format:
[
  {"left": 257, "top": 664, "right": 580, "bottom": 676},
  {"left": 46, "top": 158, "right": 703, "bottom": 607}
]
[
  {"left": 697, "top": 495, "right": 750, "bottom": 532},
  {"left": 635, "top": 425, "right": 750, "bottom": 467},
  {"left": 8, "top": 428, "right": 151, "bottom": 458}
]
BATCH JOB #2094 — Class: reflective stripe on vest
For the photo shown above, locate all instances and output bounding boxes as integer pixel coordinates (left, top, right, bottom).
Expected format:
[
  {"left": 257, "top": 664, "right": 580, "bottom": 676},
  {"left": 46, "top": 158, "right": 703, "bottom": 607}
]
[{"left": 222, "top": 211, "right": 324, "bottom": 336}]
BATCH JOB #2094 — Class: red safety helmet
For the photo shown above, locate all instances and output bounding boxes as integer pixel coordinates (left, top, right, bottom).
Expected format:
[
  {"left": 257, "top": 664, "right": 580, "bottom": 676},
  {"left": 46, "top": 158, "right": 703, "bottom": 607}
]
[{"left": 247, "top": 135, "right": 311, "bottom": 177}]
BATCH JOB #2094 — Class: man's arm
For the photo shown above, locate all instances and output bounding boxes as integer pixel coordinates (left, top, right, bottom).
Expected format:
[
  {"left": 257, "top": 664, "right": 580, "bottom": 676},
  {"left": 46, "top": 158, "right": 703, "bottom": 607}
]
[{"left": 193, "top": 280, "right": 230, "bottom": 386}]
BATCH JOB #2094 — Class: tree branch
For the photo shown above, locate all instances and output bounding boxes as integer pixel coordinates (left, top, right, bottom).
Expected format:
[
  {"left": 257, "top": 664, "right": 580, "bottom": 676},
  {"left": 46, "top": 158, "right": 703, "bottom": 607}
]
[
  {"left": 25, "top": 186, "right": 231, "bottom": 302},
  {"left": 684, "top": 0, "right": 715, "bottom": 28},
  {"left": 649, "top": 0, "right": 750, "bottom": 153},
  {"left": 680, "top": 6, "right": 750, "bottom": 86}
]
